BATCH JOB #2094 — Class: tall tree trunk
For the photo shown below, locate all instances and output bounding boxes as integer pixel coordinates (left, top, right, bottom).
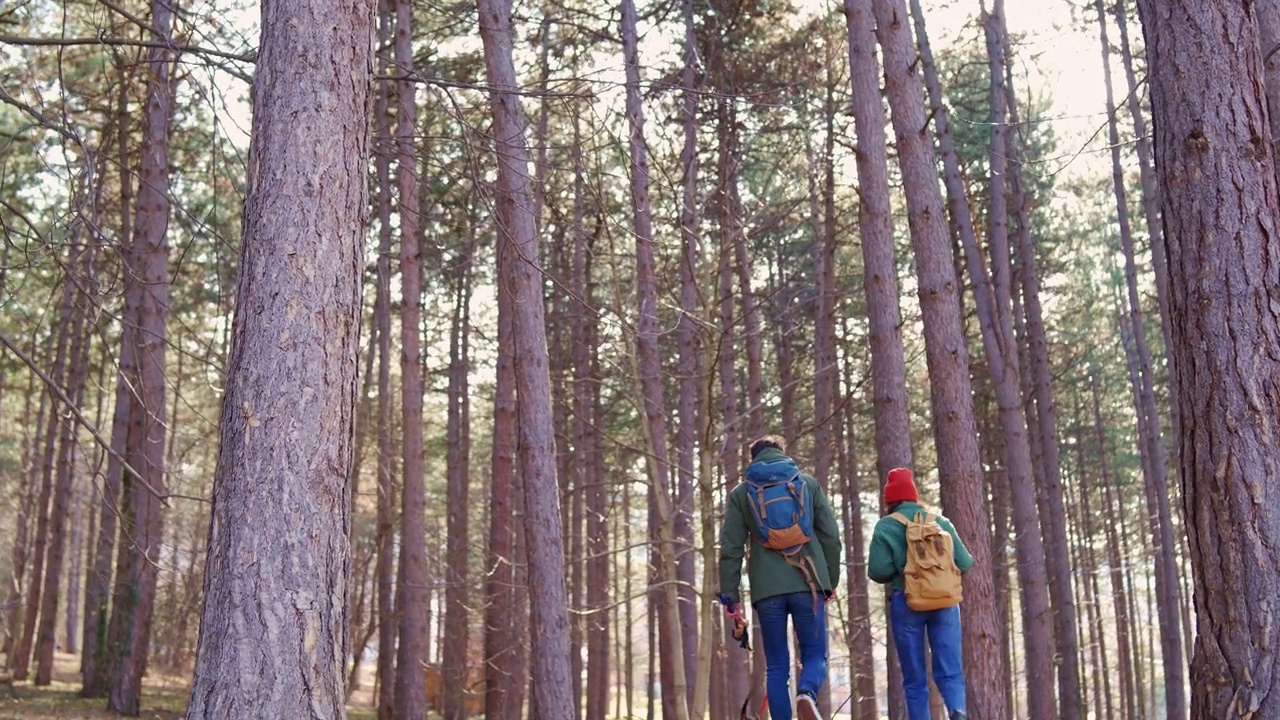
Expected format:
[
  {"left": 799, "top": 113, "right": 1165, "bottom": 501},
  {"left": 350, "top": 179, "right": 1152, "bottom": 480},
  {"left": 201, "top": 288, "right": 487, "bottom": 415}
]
[
  {"left": 372, "top": 0, "right": 397, "bottom": 712},
  {"left": 618, "top": 0, "right": 693, "bottom": 715},
  {"left": 1099, "top": 5, "right": 1188, "bottom": 716},
  {"left": 839, "top": 347, "right": 877, "bottom": 720},
  {"left": 1255, "top": 0, "right": 1280, "bottom": 192},
  {"left": 391, "top": 0, "right": 428, "bottom": 710},
  {"left": 475, "top": 0, "right": 577, "bottom": 714},
  {"left": 7, "top": 379, "right": 40, "bottom": 660},
  {"left": 35, "top": 236, "right": 90, "bottom": 686},
  {"left": 999, "top": 11, "right": 1083, "bottom": 715},
  {"left": 1092, "top": 376, "right": 1138, "bottom": 720},
  {"left": 14, "top": 285, "right": 72, "bottom": 683},
  {"left": 82, "top": 76, "right": 134, "bottom": 695},
  {"left": 1137, "top": 0, "right": 1280, "bottom": 715},
  {"left": 106, "top": 0, "right": 175, "bottom": 710},
  {"left": 903, "top": 1, "right": 1029, "bottom": 716},
  {"left": 1072, "top": 403, "right": 1116, "bottom": 720},
  {"left": 442, "top": 237, "right": 474, "bottom": 720},
  {"left": 574, "top": 173, "right": 608, "bottom": 720},
  {"left": 676, "top": 0, "right": 714, "bottom": 713},
  {"left": 843, "top": 3, "right": 914, "bottom": 711},
  {"left": 483, "top": 233, "right": 529, "bottom": 720},
  {"left": 183, "top": 0, "right": 372, "bottom": 711},
  {"left": 65, "top": 482, "right": 83, "bottom": 657},
  {"left": 1114, "top": 0, "right": 1177, "bottom": 434},
  {"left": 1115, "top": 0, "right": 1194, "bottom": 669},
  {"left": 869, "top": 1, "right": 1006, "bottom": 718}
]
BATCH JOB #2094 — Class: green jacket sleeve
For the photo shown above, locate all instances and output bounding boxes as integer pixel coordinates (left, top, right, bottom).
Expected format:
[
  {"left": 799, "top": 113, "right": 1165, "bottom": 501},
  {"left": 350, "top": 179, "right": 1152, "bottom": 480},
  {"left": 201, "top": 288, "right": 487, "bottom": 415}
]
[
  {"left": 719, "top": 489, "right": 748, "bottom": 601},
  {"left": 941, "top": 516, "right": 973, "bottom": 573},
  {"left": 810, "top": 478, "right": 842, "bottom": 591},
  {"left": 867, "top": 519, "right": 898, "bottom": 584}
]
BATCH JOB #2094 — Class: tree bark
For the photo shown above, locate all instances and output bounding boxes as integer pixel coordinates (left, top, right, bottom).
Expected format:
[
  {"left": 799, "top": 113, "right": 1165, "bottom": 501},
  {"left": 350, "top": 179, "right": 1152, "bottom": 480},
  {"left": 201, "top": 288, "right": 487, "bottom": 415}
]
[
  {"left": 35, "top": 236, "right": 91, "bottom": 686},
  {"left": 372, "top": 1, "right": 397, "bottom": 712},
  {"left": 483, "top": 232, "right": 529, "bottom": 720},
  {"left": 106, "top": 0, "right": 176, "bottom": 709},
  {"left": 618, "top": 0, "right": 693, "bottom": 715},
  {"left": 869, "top": 2, "right": 1006, "bottom": 718},
  {"left": 82, "top": 74, "right": 134, "bottom": 696},
  {"left": 839, "top": 347, "right": 877, "bottom": 719},
  {"left": 391, "top": 0, "right": 428, "bottom": 710},
  {"left": 1136, "top": 0, "right": 1280, "bottom": 715},
  {"left": 441, "top": 235, "right": 474, "bottom": 720},
  {"left": 1100, "top": 4, "right": 1188, "bottom": 715},
  {"left": 572, "top": 155, "right": 608, "bottom": 720},
  {"left": 14, "top": 276, "right": 72, "bottom": 684},
  {"left": 900, "top": 1, "right": 1025, "bottom": 716},
  {"left": 1255, "top": 0, "right": 1280, "bottom": 191},
  {"left": 999, "top": 11, "right": 1082, "bottom": 714},
  {"left": 6, "top": 379, "right": 40, "bottom": 661},
  {"left": 475, "top": 0, "right": 577, "bottom": 714},
  {"left": 183, "top": 0, "right": 372, "bottom": 712}
]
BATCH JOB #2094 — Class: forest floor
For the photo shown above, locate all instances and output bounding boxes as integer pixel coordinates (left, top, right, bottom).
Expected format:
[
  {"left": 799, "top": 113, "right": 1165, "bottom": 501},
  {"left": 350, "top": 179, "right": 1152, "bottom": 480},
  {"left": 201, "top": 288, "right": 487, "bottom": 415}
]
[{"left": 0, "top": 653, "right": 385, "bottom": 719}]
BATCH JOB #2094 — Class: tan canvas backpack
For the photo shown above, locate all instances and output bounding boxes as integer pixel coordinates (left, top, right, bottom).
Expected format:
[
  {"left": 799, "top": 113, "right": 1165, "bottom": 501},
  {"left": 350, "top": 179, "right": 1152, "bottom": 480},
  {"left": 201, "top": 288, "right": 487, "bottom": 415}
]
[{"left": 889, "top": 510, "right": 963, "bottom": 611}]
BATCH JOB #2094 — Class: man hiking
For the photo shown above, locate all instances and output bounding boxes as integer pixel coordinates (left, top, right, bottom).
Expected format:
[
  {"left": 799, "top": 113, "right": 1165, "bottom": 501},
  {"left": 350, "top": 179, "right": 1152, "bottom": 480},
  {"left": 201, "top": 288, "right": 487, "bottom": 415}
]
[
  {"left": 719, "top": 435, "right": 843, "bottom": 720},
  {"left": 867, "top": 467, "right": 972, "bottom": 720}
]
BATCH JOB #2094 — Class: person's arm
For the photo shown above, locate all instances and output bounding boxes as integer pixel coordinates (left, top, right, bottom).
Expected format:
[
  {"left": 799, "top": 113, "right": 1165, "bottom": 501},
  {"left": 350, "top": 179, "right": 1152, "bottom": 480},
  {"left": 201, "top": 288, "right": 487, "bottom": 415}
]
[
  {"left": 867, "top": 519, "right": 897, "bottom": 584},
  {"left": 719, "top": 489, "right": 748, "bottom": 601},
  {"left": 810, "top": 478, "right": 842, "bottom": 591},
  {"left": 942, "top": 516, "right": 974, "bottom": 573}
]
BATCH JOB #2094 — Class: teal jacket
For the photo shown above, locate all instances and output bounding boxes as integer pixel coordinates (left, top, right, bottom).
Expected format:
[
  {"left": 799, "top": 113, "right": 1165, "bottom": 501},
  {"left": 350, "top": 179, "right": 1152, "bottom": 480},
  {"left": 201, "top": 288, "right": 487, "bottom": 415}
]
[
  {"left": 719, "top": 448, "right": 842, "bottom": 604},
  {"left": 867, "top": 501, "right": 973, "bottom": 592}
]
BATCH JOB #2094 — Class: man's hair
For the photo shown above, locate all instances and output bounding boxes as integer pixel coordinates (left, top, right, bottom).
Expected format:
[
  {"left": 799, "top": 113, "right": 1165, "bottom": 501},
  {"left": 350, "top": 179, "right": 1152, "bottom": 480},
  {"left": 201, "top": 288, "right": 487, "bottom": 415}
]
[{"left": 749, "top": 435, "right": 787, "bottom": 460}]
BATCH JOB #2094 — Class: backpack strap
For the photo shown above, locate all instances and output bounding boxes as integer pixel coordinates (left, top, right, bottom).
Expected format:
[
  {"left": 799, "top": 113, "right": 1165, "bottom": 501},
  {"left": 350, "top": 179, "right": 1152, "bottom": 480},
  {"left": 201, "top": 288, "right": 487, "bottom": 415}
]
[{"left": 889, "top": 512, "right": 909, "bottom": 526}]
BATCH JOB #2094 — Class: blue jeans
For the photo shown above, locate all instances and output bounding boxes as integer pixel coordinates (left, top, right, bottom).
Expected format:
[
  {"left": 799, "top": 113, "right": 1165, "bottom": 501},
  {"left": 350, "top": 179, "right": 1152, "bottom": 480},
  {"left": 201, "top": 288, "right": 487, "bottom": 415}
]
[
  {"left": 755, "top": 591, "right": 827, "bottom": 720},
  {"left": 890, "top": 591, "right": 966, "bottom": 720}
]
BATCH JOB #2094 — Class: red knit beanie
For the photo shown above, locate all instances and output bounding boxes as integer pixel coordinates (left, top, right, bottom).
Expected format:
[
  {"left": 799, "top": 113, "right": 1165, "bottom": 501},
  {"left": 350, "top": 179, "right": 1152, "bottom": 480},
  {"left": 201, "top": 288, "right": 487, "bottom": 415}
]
[{"left": 884, "top": 467, "right": 919, "bottom": 505}]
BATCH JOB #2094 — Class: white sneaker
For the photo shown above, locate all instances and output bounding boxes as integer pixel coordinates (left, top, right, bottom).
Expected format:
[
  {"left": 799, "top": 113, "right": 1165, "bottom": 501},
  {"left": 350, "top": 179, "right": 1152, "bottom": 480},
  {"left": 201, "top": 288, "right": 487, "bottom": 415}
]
[{"left": 796, "top": 692, "right": 820, "bottom": 720}]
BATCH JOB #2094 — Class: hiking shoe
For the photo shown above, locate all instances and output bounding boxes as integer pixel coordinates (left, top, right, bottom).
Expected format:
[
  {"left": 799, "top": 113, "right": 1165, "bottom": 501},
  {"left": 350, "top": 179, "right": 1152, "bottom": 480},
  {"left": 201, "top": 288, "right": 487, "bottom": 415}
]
[
  {"left": 950, "top": 711, "right": 967, "bottom": 720},
  {"left": 796, "top": 692, "right": 820, "bottom": 720}
]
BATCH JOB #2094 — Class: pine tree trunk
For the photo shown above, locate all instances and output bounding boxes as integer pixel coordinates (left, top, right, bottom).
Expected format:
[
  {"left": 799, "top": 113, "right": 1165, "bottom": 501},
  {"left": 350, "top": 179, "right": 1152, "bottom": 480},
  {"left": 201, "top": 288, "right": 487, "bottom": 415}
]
[
  {"left": 869, "top": 1, "right": 1006, "bottom": 718},
  {"left": 6, "top": 381, "right": 40, "bottom": 660},
  {"left": 372, "top": 1, "right": 397, "bottom": 712},
  {"left": 35, "top": 237, "right": 91, "bottom": 686},
  {"left": 106, "top": 0, "right": 175, "bottom": 710},
  {"left": 903, "top": 1, "right": 1030, "bottom": 715},
  {"left": 65, "top": 483, "right": 83, "bottom": 658},
  {"left": 843, "top": 4, "right": 914, "bottom": 712},
  {"left": 573, "top": 153, "right": 608, "bottom": 720},
  {"left": 82, "top": 78, "right": 134, "bottom": 695},
  {"left": 1099, "top": 5, "right": 1188, "bottom": 715},
  {"left": 839, "top": 350, "right": 877, "bottom": 719},
  {"left": 1092, "top": 378, "right": 1138, "bottom": 720},
  {"left": 183, "top": 0, "right": 372, "bottom": 711},
  {"left": 442, "top": 238, "right": 474, "bottom": 720},
  {"left": 483, "top": 234, "right": 529, "bottom": 720},
  {"left": 476, "top": 0, "right": 577, "bottom": 713},
  {"left": 618, "top": 0, "right": 693, "bottom": 714},
  {"left": 1114, "top": 0, "right": 1177, "bottom": 436},
  {"left": 998, "top": 11, "right": 1082, "bottom": 714},
  {"left": 391, "top": 0, "right": 428, "bottom": 709},
  {"left": 1255, "top": 0, "right": 1280, "bottom": 192},
  {"left": 1137, "top": 1, "right": 1280, "bottom": 715},
  {"left": 14, "top": 287, "right": 71, "bottom": 683}
]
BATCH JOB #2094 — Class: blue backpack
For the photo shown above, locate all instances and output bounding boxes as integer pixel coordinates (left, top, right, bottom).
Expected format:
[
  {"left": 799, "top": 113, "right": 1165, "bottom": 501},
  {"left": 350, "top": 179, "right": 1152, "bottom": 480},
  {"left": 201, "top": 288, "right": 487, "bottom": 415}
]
[{"left": 743, "top": 458, "right": 814, "bottom": 556}]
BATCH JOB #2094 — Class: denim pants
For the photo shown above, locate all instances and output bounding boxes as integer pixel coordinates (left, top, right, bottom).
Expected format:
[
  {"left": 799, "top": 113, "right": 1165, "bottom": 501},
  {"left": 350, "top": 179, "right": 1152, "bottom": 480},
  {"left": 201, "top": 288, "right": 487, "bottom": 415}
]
[
  {"left": 756, "top": 591, "right": 827, "bottom": 720},
  {"left": 889, "top": 590, "right": 966, "bottom": 720}
]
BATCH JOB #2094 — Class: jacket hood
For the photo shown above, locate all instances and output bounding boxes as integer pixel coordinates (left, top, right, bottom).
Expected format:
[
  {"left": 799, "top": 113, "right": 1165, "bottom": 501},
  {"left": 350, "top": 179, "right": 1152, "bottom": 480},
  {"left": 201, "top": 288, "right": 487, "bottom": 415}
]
[{"left": 745, "top": 449, "right": 801, "bottom": 485}]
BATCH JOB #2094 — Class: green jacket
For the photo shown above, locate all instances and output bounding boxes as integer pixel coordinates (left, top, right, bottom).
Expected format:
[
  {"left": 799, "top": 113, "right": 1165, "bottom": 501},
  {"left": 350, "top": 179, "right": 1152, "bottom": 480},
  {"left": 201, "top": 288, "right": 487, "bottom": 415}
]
[
  {"left": 867, "top": 501, "right": 973, "bottom": 592},
  {"left": 719, "top": 449, "right": 842, "bottom": 604}
]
